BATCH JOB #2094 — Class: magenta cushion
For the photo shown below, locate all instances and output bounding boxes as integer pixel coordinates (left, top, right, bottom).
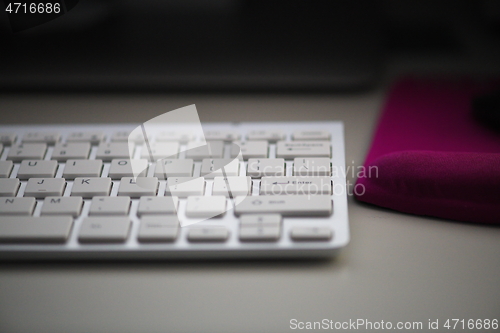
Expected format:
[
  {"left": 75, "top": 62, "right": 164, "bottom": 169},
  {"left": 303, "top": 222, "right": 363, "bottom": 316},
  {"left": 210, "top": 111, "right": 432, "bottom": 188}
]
[{"left": 355, "top": 77, "right": 500, "bottom": 224}]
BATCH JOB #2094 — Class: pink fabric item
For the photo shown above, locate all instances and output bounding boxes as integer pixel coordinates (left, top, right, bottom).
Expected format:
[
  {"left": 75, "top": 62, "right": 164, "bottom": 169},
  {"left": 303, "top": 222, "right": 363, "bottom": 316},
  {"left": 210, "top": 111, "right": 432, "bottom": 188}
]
[{"left": 355, "top": 77, "right": 500, "bottom": 224}]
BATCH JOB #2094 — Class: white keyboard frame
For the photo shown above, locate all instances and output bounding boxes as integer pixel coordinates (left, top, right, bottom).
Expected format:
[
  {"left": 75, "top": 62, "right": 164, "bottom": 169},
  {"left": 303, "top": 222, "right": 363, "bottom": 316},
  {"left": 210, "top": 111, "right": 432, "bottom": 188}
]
[{"left": 0, "top": 122, "right": 349, "bottom": 260}]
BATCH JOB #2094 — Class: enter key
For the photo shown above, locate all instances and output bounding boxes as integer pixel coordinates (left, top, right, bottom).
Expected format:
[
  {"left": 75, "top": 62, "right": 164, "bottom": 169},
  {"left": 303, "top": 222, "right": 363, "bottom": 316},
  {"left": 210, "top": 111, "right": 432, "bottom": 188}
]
[{"left": 260, "top": 177, "right": 332, "bottom": 195}]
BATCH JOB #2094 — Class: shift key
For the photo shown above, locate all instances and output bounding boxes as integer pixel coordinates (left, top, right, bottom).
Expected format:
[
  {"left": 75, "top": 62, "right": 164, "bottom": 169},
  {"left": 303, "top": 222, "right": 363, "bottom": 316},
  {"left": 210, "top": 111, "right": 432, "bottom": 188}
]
[{"left": 234, "top": 195, "right": 332, "bottom": 216}]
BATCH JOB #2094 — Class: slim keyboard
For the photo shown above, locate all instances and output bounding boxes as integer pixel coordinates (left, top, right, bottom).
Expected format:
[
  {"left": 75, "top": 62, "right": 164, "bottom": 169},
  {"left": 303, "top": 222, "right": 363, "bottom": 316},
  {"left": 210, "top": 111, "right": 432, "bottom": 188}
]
[{"left": 0, "top": 122, "right": 349, "bottom": 259}]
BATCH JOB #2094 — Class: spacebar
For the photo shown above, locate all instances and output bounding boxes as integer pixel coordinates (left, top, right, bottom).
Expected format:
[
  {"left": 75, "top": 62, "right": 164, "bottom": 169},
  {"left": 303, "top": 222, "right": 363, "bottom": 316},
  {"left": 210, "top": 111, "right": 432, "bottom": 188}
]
[
  {"left": 0, "top": 216, "right": 73, "bottom": 243},
  {"left": 234, "top": 195, "right": 332, "bottom": 216}
]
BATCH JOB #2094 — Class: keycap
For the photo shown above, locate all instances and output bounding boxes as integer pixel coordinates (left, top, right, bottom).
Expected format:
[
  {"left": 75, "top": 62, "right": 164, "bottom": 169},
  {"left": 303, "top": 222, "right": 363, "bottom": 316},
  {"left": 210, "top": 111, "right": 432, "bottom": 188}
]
[
  {"left": 41, "top": 196, "right": 83, "bottom": 217},
  {"left": 0, "top": 160, "right": 14, "bottom": 178},
  {"left": 71, "top": 177, "right": 112, "bottom": 198},
  {"left": 166, "top": 177, "right": 205, "bottom": 197},
  {"left": 292, "top": 130, "right": 331, "bottom": 141},
  {"left": 17, "top": 160, "right": 58, "bottom": 179},
  {"left": 276, "top": 141, "right": 331, "bottom": 159},
  {"left": 0, "top": 133, "right": 16, "bottom": 145},
  {"left": 0, "top": 179, "right": 20, "bottom": 197},
  {"left": 230, "top": 140, "right": 268, "bottom": 159},
  {"left": 137, "top": 196, "right": 179, "bottom": 216},
  {"left": 185, "top": 196, "right": 227, "bottom": 218},
  {"left": 51, "top": 142, "right": 91, "bottom": 161},
  {"left": 239, "top": 214, "right": 282, "bottom": 227},
  {"left": 154, "top": 159, "right": 194, "bottom": 178},
  {"left": 239, "top": 226, "right": 281, "bottom": 242},
  {"left": 108, "top": 159, "right": 148, "bottom": 179},
  {"left": 22, "top": 132, "right": 60, "bottom": 145},
  {"left": 0, "top": 197, "right": 36, "bottom": 215},
  {"left": 0, "top": 216, "right": 73, "bottom": 243},
  {"left": 260, "top": 177, "right": 332, "bottom": 195},
  {"left": 247, "top": 158, "right": 285, "bottom": 178},
  {"left": 89, "top": 196, "right": 131, "bottom": 215},
  {"left": 66, "top": 131, "right": 104, "bottom": 144},
  {"left": 96, "top": 142, "right": 132, "bottom": 161},
  {"left": 200, "top": 158, "right": 240, "bottom": 178},
  {"left": 290, "top": 227, "right": 333, "bottom": 241},
  {"left": 7, "top": 143, "right": 47, "bottom": 162},
  {"left": 187, "top": 227, "right": 229, "bottom": 242},
  {"left": 63, "top": 159, "right": 103, "bottom": 179},
  {"left": 111, "top": 131, "right": 134, "bottom": 142},
  {"left": 0, "top": 143, "right": 3, "bottom": 155},
  {"left": 156, "top": 131, "right": 196, "bottom": 143},
  {"left": 247, "top": 130, "right": 285, "bottom": 142},
  {"left": 234, "top": 195, "right": 332, "bottom": 216},
  {"left": 117, "top": 177, "right": 158, "bottom": 197},
  {"left": 78, "top": 217, "right": 131, "bottom": 243},
  {"left": 140, "top": 142, "right": 179, "bottom": 161},
  {"left": 138, "top": 215, "right": 179, "bottom": 242},
  {"left": 185, "top": 141, "right": 224, "bottom": 160},
  {"left": 293, "top": 158, "right": 331, "bottom": 176},
  {"left": 24, "top": 178, "right": 66, "bottom": 198},
  {"left": 204, "top": 130, "right": 240, "bottom": 141},
  {"left": 212, "top": 176, "right": 251, "bottom": 197}
]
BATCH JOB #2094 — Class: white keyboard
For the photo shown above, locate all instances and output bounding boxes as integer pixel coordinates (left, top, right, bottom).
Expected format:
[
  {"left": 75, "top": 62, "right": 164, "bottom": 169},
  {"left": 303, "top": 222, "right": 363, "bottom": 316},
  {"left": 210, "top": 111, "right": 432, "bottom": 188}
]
[{"left": 0, "top": 122, "right": 349, "bottom": 259}]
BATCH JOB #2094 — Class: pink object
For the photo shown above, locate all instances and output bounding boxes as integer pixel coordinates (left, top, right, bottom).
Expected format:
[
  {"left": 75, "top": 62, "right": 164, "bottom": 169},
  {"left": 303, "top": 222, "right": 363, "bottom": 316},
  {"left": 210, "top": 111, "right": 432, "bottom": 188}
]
[{"left": 355, "top": 77, "right": 500, "bottom": 224}]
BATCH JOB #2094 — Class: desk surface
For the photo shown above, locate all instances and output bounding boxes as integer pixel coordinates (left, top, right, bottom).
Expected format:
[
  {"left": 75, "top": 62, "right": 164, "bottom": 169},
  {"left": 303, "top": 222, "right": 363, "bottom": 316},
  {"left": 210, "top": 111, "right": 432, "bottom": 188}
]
[{"left": 1, "top": 62, "right": 500, "bottom": 333}]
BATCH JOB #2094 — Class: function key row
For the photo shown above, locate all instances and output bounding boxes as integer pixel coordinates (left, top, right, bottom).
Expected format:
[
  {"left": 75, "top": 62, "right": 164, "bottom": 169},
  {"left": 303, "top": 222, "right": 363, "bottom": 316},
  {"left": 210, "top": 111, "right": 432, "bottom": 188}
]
[{"left": 0, "top": 130, "right": 331, "bottom": 146}]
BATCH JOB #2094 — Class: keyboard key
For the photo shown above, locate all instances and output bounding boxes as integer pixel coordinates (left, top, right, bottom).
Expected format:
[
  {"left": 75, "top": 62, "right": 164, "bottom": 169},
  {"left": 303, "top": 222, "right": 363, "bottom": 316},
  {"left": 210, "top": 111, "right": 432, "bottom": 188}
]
[
  {"left": 22, "top": 132, "right": 60, "bottom": 145},
  {"left": 0, "top": 179, "right": 20, "bottom": 197},
  {"left": 0, "top": 216, "right": 73, "bottom": 243},
  {"left": 140, "top": 142, "right": 179, "bottom": 161},
  {"left": 154, "top": 159, "right": 194, "bottom": 178},
  {"left": 0, "top": 197, "right": 36, "bottom": 215},
  {"left": 117, "top": 177, "right": 158, "bottom": 197},
  {"left": 166, "top": 177, "right": 205, "bottom": 197},
  {"left": 187, "top": 227, "right": 229, "bottom": 242},
  {"left": 185, "top": 196, "right": 226, "bottom": 218},
  {"left": 247, "top": 130, "right": 285, "bottom": 142},
  {"left": 138, "top": 215, "right": 179, "bottom": 242},
  {"left": 89, "top": 196, "right": 131, "bottom": 215},
  {"left": 239, "top": 226, "right": 281, "bottom": 242},
  {"left": 200, "top": 158, "right": 240, "bottom": 178},
  {"left": 0, "top": 133, "right": 16, "bottom": 145},
  {"left": 7, "top": 143, "right": 47, "bottom": 162},
  {"left": 239, "top": 214, "right": 282, "bottom": 227},
  {"left": 24, "top": 178, "right": 66, "bottom": 198},
  {"left": 0, "top": 160, "right": 14, "bottom": 178},
  {"left": 110, "top": 131, "right": 133, "bottom": 142},
  {"left": 137, "top": 196, "right": 179, "bottom": 216},
  {"left": 66, "top": 131, "right": 104, "bottom": 144},
  {"left": 185, "top": 141, "right": 224, "bottom": 160},
  {"left": 108, "top": 159, "right": 148, "bottom": 179},
  {"left": 41, "top": 196, "right": 83, "bottom": 217},
  {"left": 247, "top": 158, "right": 285, "bottom": 178},
  {"left": 96, "top": 142, "right": 132, "bottom": 161},
  {"left": 230, "top": 140, "right": 268, "bottom": 159},
  {"left": 292, "top": 130, "right": 331, "bottom": 141},
  {"left": 78, "top": 217, "right": 131, "bottom": 243},
  {"left": 17, "top": 160, "right": 58, "bottom": 179},
  {"left": 63, "top": 159, "right": 103, "bottom": 179},
  {"left": 212, "top": 176, "right": 251, "bottom": 197},
  {"left": 71, "top": 177, "right": 112, "bottom": 198},
  {"left": 260, "top": 177, "right": 331, "bottom": 195},
  {"left": 234, "top": 195, "right": 332, "bottom": 216},
  {"left": 204, "top": 130, "right": 240, "bottom": 141},
  {"left": 156, "top": 131, "right": 196, "bottom": 143},
  {"left": 276, "top": 141, "right": 331, "bottom": 159},
  {"left": 290, "top": 227, "right": 333, "bottom": 241},
  {"left": 51, "top": 142, "right": 91, "bottom": 161},
  {"left": 293, "top": 158, "right": 331, "bottom": 176}
]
